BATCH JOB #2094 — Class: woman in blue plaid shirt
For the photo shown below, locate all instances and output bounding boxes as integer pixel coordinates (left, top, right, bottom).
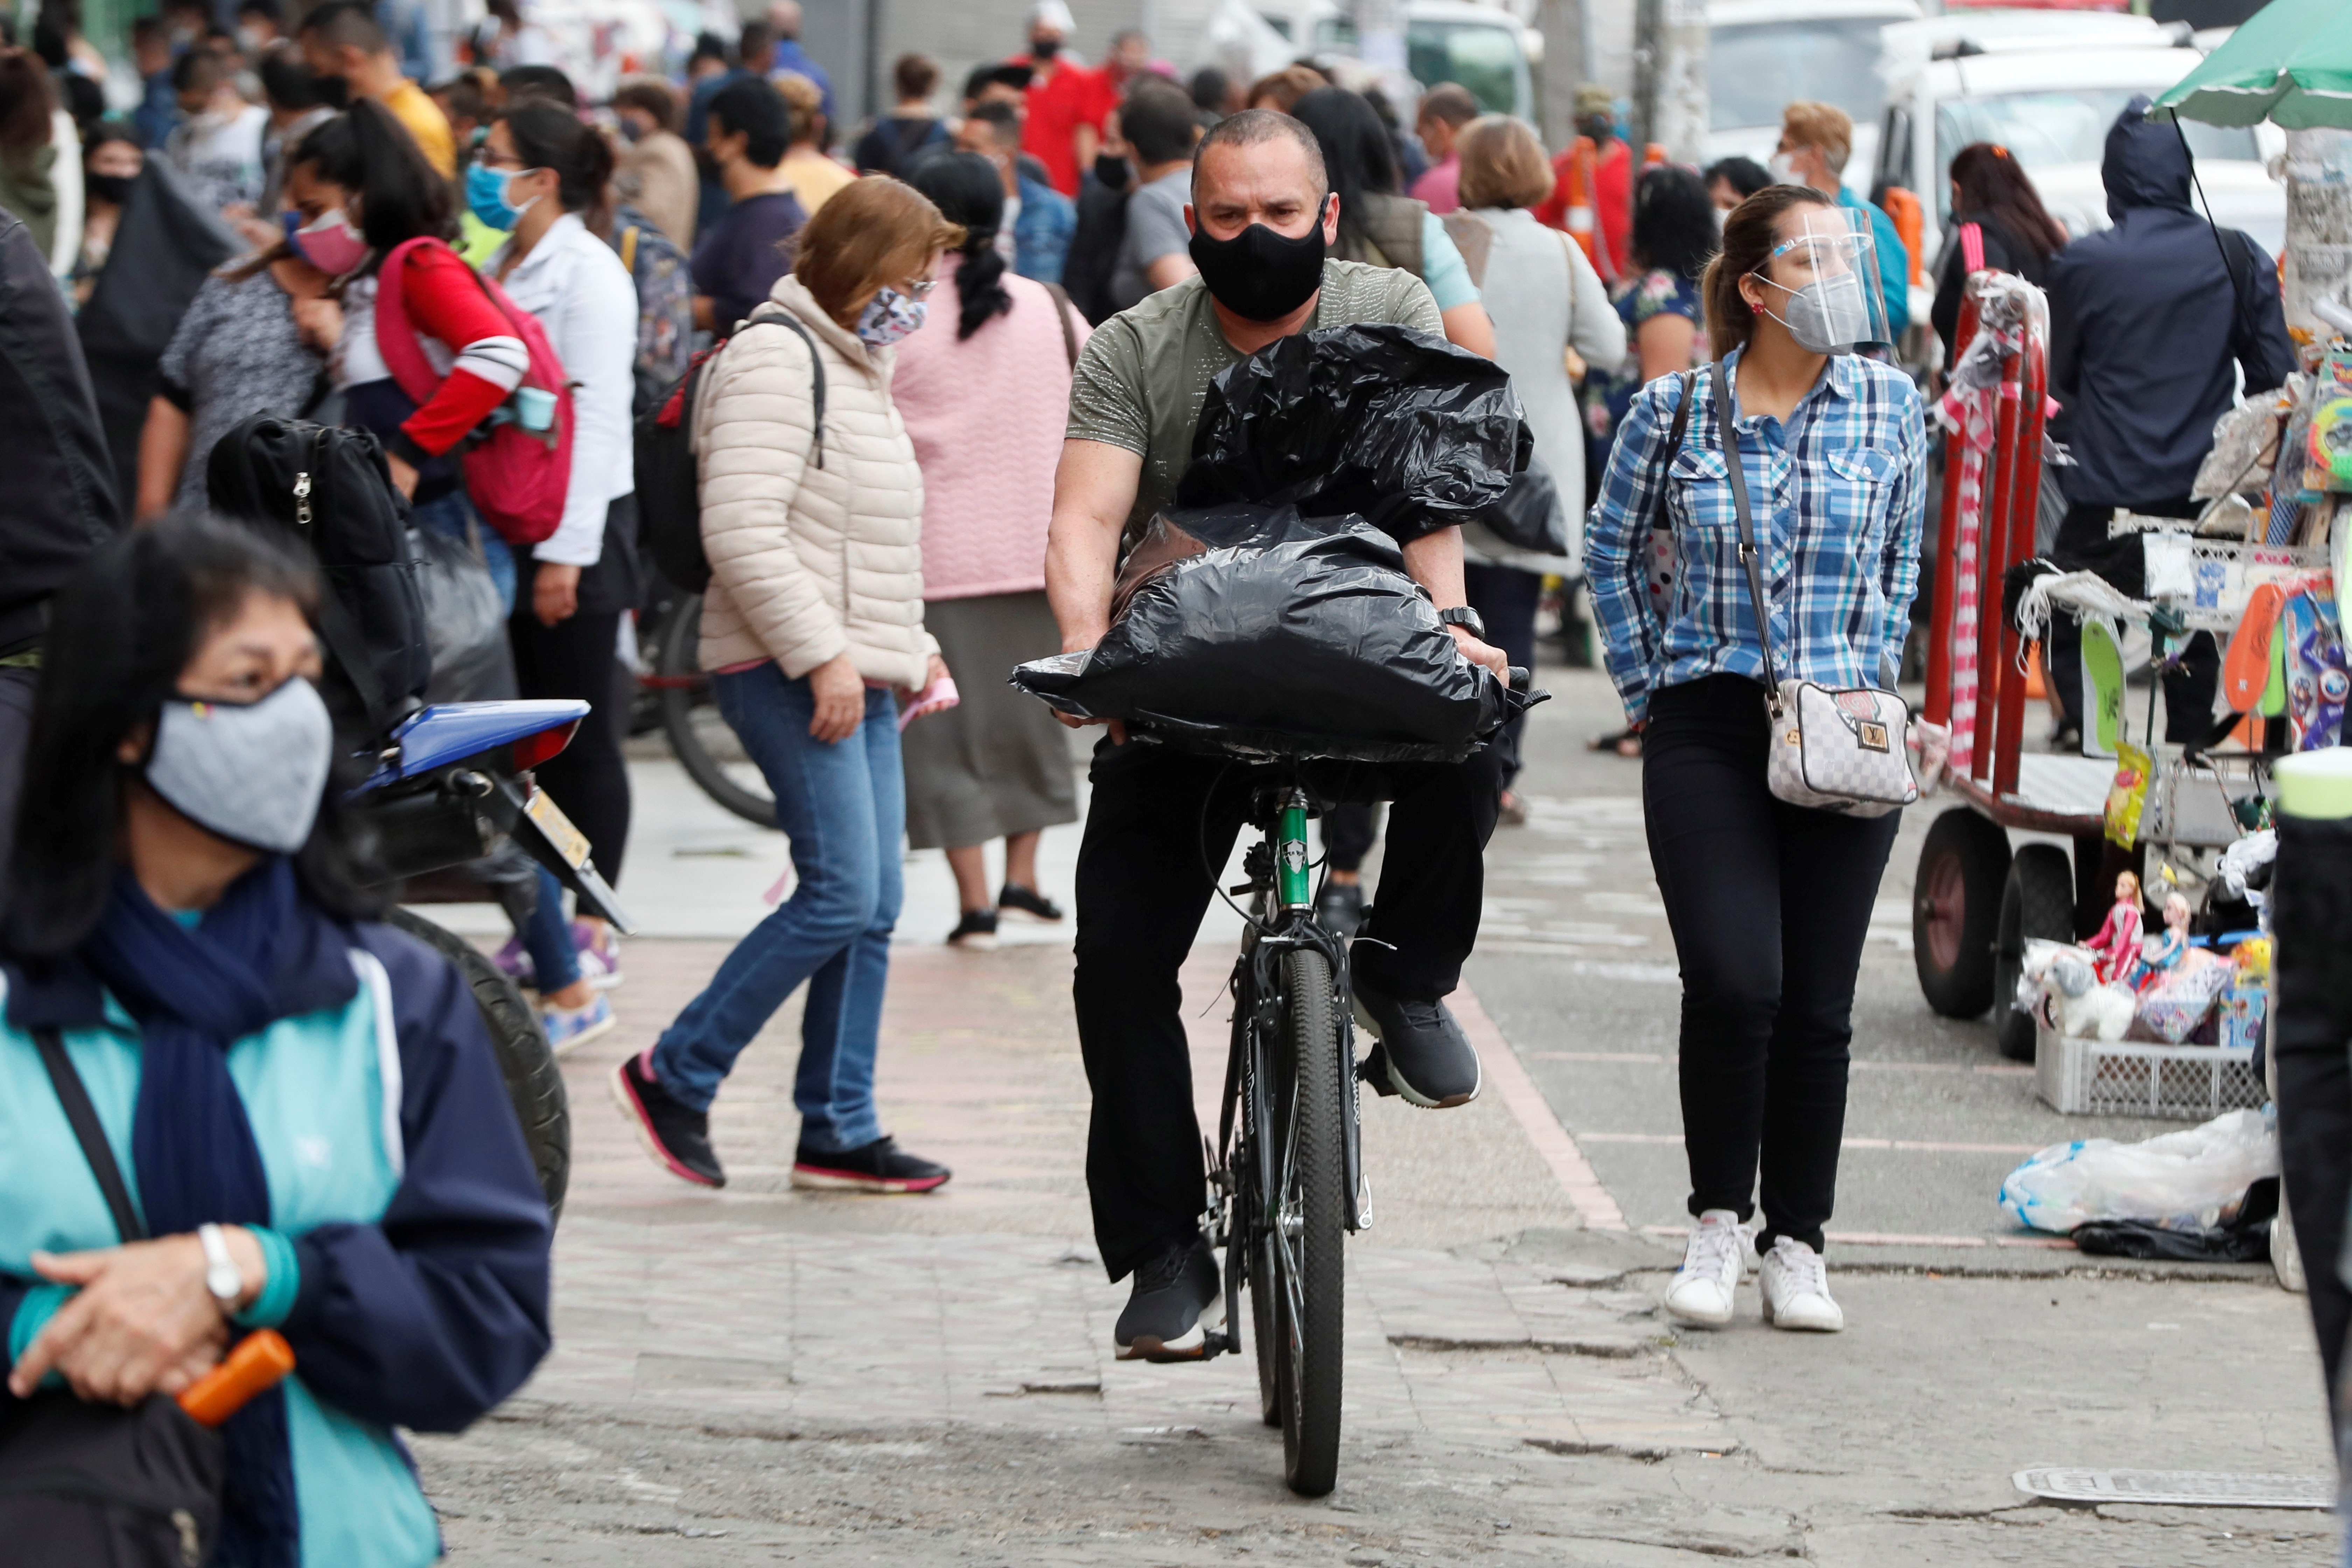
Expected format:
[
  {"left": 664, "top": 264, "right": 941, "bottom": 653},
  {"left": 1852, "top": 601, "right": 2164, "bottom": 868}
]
[{"left": 1583, "top": 183, "right": 1927, "bottom": 1338}]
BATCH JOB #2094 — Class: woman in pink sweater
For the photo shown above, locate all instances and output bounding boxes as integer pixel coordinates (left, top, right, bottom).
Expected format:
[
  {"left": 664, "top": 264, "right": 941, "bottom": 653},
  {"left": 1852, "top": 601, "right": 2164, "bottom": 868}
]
[{"left": 896, "top": 153, "right": 1089, "bottom": 946}]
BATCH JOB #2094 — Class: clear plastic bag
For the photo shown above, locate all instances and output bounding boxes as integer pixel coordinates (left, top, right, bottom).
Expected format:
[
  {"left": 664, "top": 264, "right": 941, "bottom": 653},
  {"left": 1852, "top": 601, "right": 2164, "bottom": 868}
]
[{"left": 1999, "top": 1106, "right": 2278, "bottom": 1234}]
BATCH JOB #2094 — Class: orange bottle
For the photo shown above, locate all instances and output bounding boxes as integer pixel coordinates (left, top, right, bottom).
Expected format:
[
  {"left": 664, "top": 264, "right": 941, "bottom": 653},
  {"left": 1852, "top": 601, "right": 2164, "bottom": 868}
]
[{"left": 179, "top": 1330, "right": 296, "bottom": 1427}]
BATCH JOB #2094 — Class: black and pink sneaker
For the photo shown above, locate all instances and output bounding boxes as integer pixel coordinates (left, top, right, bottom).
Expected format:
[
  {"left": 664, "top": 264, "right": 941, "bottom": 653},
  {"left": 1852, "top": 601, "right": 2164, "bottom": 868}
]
[
  {"left": 609, "top": 1050, "right": 725, "bottom": 1187},
  {"left": 790, "top": 1136, "right": 951, "bottom": 1194}
]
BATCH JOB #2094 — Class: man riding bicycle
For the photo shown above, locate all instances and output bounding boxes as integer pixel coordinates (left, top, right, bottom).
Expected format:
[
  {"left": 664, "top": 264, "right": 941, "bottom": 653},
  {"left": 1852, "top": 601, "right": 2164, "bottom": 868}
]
[{"left": 1045, "top": 109, "right": 1508, "bottom": 1362}]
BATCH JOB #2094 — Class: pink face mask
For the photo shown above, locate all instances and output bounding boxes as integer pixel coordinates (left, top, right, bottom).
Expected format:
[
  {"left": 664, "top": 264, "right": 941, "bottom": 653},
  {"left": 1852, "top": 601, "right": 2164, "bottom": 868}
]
[{"left": 281, "top": 207, "right": 368, "bottom": 276}]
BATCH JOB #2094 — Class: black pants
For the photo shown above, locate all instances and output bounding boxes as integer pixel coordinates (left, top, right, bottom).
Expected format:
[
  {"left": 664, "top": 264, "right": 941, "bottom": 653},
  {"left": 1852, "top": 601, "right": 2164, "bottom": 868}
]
[
  {"left": 2047, "top": 497, "right": 2218, "bottom": 742},
  {"left": 1072, "top": 736, "right": 1501, "bottom": 1280},
  {"left": 1643, "top": 676, "right": 1901, "bottom": 1254},
  {"left": 2272, "top": 813, "right": 2352, "bottom": 1427},
  {"left": 1465, "top": 562, "right": 1542, "bottom": 786},
  {"left": 510, "top": 584, "right": 632, "bottom": 887}
]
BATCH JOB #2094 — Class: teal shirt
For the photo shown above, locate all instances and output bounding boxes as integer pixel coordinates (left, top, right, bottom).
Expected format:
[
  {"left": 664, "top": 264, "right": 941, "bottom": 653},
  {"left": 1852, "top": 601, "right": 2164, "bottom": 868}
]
[
  {"left": 1837, "top": 184, "right": 1912, "bottom": 338},
  {"left": 0, "top": 958, "right": 444, "bottom": 1568}
]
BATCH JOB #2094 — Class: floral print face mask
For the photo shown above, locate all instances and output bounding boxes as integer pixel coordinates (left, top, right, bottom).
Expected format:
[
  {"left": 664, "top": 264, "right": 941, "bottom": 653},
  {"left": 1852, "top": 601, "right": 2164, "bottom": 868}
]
[{"left": 855, "top": 286, "right": 927, "bottom": 348}]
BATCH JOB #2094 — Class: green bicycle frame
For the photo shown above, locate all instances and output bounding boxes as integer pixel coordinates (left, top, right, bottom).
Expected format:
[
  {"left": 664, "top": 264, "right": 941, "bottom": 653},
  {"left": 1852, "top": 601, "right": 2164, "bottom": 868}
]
[{"left": 1276, "top": 789, "right": 1312, "bottom": 913}]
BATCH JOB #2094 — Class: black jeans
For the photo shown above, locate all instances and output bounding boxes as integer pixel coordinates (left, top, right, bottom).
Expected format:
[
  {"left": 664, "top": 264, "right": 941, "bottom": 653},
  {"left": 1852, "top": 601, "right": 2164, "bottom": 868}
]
[
  {"left": 1464, "top": 562, "right": 1542, "bottom": 786},
  {"left": 1643, "top": 676, "right": 1901, "bottom": 1254},
  {"left": 509, "top": 584, "right": 632, "bottom": 886},
  {"left": 2272, "top": 813, "right": 2352, "bottom": 1426},
  {"left": 1072, "top": 736, "right": 1501, "bottom": 1280}
]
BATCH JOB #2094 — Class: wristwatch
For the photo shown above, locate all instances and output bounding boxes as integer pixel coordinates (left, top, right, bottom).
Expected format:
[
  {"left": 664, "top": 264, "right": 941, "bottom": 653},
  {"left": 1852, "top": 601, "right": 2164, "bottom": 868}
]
[
  {"left": 1438, "top": 605, "right": 1487, "bottom": 640},
  {"left": 197, "top": 1223, "right": 243, "bottom": 1311}
]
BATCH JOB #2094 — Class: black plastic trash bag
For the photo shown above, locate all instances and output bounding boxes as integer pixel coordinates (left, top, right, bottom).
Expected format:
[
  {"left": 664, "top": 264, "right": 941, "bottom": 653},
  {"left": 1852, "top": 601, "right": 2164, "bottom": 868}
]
[
  {"left": 1012, "top": 504, "right": 1533, "bottom": 762},
  {"left": 413, "top": 525, "right": 517, "bottom": 704},
  {"left": 2071, "top": 1177, "right": 2280, "bottom": 1263},
  {"left": 1176, "top": 323, "right": 1531, "bottom": 539}
]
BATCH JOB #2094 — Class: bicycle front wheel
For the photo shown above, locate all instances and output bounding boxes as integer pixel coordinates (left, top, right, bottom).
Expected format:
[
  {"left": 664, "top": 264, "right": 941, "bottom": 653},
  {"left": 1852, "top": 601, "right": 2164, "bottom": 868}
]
[
  {"left": 656, "top": 595, "right": 777, "bottom": 828},
  {"left": 1270, "top": 945, "right": 1346, "bottom": 1497}
]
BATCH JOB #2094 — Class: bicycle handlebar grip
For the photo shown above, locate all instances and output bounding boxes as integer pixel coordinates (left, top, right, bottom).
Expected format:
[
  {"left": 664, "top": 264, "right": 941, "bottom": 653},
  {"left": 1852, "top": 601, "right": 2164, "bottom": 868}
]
[
  {"left": 1507, "top": 665, "right": 1530, "bottom": 692},
  {"left": 179, "top": 1330, "right": 296, "bottom": 1427}
]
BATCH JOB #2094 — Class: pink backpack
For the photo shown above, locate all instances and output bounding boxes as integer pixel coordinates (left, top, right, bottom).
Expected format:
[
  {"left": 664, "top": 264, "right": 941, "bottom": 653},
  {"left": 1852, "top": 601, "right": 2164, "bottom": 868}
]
[{"left": 372, "top": 237, "right": 572, "bottom": 546}]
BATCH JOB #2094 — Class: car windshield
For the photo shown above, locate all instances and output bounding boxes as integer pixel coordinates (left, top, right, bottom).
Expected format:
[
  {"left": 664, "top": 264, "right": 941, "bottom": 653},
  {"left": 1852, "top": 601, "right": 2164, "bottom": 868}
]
[
  {"left": 1710, "top": 18, "right": 1896, "bottom": 130},
  {"left": 1406, "top": 20, "right": 1530, "bottom": 116},
  {"left": 1935, "top": 88, "right": 2259, "bottom": 205}
]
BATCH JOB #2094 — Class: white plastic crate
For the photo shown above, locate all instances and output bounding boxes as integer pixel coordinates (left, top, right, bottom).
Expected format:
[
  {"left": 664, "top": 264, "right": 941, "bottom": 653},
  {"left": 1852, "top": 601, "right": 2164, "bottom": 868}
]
[{"left": 2036, "top": 1025, "right": 2266, "bottom": 1119}]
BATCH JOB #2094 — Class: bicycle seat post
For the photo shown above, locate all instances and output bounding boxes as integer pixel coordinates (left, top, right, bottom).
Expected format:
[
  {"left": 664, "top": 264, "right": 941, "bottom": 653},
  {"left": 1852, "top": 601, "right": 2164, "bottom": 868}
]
[{"left": 1275, "top": 786, "right": 1313, "bottom": 917}]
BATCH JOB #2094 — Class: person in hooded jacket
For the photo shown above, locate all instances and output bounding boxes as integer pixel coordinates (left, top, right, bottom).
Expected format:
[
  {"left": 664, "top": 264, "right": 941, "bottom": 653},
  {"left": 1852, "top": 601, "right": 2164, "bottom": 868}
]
[{"left": 2044, "top": 96, "right": 2294, "bottom": 749}]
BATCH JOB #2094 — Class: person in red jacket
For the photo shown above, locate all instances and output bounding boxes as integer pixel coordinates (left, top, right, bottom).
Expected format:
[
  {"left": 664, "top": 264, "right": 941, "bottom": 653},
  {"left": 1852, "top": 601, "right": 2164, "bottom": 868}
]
[
  {"left": 1010, "top": 0, "right": 1110, "bottom": 197},
  {"left": 1534, "top": 84, "right": 1646, "bottom": 284},
  {"left": 281, "top": 102, "right": 527, "bottom": 537}
]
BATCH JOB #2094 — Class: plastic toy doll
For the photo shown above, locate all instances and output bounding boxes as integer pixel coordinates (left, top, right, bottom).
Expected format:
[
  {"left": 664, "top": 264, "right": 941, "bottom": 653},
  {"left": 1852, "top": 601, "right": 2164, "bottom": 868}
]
[{"left": 2081, "top": 870, "right": 2144, "bottom": 986}]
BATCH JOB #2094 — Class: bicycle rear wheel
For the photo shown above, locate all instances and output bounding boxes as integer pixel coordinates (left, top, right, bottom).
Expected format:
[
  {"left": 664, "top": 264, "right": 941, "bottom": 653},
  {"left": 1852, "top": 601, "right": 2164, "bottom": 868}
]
[
  {"left": 656, "top": 594, "right": 778, "bottom": 828},
  {"left": 1270, "top": 945, "right": 1346, "bottom": 1497}
]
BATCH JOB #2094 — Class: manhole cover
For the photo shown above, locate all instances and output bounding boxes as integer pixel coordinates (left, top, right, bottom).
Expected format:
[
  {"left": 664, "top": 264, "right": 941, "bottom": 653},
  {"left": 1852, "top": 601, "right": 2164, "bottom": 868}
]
[{"left": 2013, "top": 1468, "right": 2335, "bottom": 1510}]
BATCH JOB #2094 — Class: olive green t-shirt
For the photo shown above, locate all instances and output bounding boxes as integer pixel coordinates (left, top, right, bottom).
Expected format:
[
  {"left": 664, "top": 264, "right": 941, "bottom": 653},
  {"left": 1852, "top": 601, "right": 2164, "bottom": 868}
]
[{"left": 1064, "top": 260, "right": 1445, "bottom": 558}]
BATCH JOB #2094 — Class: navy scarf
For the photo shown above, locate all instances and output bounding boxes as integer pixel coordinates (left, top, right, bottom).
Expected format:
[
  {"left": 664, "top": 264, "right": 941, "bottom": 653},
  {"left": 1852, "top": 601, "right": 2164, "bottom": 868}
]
[{"left": 78, "top": 859, "right": 359, "bottom": 1568}]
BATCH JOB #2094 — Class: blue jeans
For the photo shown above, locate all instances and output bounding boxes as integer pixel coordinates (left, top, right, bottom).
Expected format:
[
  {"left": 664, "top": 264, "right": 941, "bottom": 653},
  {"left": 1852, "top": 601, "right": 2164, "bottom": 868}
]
[
  {"left": 410, "top": 490, "right": 516, "bottom": 613},
  {"left": 651, "top": 667, "right": 903, "bottom": 1152},
  {"left": 523, "top": 867, "right": 580, "bottom": 994}
]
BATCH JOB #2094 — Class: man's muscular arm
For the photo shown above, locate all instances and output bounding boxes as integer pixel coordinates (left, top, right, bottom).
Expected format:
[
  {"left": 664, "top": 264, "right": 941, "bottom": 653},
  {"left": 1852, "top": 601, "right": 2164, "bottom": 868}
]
[{"left": 1043, "top": 438, "right": 1146, "bottom": 738}]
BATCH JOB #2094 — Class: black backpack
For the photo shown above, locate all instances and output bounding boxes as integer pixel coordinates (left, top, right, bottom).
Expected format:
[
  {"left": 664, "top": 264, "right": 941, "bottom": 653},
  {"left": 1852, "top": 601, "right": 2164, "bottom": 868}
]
[
  {"left": 636, "top": 304, "right": 825, "bottom": 595},
  {"left": 205, "top": 415, "right": 430, "bottom": 741}
]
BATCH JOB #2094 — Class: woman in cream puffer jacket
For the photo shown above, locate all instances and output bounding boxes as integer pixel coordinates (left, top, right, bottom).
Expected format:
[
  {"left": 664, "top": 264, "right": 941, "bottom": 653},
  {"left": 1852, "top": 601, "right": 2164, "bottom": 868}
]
[{"left": 612, "top": 177, "right": 964, "bottom": 1197}]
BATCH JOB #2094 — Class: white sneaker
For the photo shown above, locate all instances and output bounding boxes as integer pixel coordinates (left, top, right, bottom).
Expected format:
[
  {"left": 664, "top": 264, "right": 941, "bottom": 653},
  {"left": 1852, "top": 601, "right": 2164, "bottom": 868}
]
[
  {"left": 1758, "top": 1238, "right": 1844, "bottom": 1332},
  {"left": 1661, "top": 1209, "right": 1747, "bottom": 1327}
]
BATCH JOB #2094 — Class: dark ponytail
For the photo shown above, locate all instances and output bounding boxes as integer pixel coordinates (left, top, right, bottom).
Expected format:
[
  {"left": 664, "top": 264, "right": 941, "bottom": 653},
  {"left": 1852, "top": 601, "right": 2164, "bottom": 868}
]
[
  {"left": 907, "top": 150, "right": 1011, "bottom": 341},
  {"left": 502, "top": 97, "right": 614, "bottom": 224},
  {"left": 289, "top": 98, "right": 457, "bottom": 260}
]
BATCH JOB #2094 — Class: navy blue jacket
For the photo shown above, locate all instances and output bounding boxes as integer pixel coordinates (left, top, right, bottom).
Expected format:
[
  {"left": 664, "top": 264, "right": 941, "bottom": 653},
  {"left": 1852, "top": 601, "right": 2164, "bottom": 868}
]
[{"left": 2047, "top": 96, "right": 2296, "bottom": 510}]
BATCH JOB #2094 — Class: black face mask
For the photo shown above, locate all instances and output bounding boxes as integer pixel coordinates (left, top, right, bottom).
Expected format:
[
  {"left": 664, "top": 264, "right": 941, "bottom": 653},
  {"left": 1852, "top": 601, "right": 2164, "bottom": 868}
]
[
  {"left": 1188, "top": 217, "right": 1326, "bottom": 322},
  {"left": 1093, "top": 152, "right": 1131, "bottom": 189},
  {"left": 1030, "top": 35, "right": 1060, "bottom": 58},
  {"left": 314, "top": 73, "right": 350, "bottom": 110},
  {"left": 86, "top": 172, "right": 134, "bottom": 205}
]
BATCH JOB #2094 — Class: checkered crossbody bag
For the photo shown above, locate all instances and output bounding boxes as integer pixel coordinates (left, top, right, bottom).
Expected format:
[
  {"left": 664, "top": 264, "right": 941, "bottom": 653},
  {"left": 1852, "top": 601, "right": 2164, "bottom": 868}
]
[{"left": 1710, "top": 359, "right": 1918, "bottom": 818}]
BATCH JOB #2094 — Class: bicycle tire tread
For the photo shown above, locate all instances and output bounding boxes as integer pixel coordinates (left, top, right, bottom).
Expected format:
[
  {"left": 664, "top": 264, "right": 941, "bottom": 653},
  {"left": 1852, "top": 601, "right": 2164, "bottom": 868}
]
[{"left": 1281, "top": 945, "right": 1345, "bottom": 1497}]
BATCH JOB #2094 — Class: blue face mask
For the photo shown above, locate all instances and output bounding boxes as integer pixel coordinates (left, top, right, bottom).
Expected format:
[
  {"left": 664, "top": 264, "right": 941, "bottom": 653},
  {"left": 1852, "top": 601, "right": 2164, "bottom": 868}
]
[{"left": 464, "top": 160, "right": 539, "bottom": 231}]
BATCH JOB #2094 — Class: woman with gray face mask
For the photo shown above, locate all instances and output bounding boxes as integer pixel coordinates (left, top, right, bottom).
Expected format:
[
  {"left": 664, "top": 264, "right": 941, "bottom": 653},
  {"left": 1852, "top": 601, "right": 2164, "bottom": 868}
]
[
  {"left": 0, "top": 516, "right": 552, "bottom": 1567},
  {"left": 1583, "top": 183, "right": 1927, "bottom": 1340}
]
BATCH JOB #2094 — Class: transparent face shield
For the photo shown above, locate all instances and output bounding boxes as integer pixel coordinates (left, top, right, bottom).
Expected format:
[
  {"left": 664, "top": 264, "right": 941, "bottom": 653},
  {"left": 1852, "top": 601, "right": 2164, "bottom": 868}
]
[{"left": 1748, "top": 206, "right": 1891, "bottom": 354}]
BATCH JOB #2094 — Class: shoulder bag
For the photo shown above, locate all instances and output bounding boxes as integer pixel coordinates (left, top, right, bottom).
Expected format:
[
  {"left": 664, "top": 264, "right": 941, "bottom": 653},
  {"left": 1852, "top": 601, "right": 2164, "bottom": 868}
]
[
  {"left": 0, "top": 1031, "right": 227, "bottom": 1567},
  {"left": 1710, "top": 358, "right": 1918, "bottom": 817}
]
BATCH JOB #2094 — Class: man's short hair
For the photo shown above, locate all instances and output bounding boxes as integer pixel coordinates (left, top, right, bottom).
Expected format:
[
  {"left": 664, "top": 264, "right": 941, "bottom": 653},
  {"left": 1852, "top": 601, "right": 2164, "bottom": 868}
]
[
  {"left": 1192, "top": 107, "right": 1326, "bottom": 203},
  {"left": 296, "top": 0, "right": 389, "bottom": 55},
  {"left": 893, "top": 52, "right": 937, "bottom": 102},
  {"left": 172, "top": 48, "right": 229, "bottom": 95},
  {"left": 966, "top": 97, "right": 1021, "bottom": 150},
  {"left": 260, "top": 47, "right": 325, "bottom": 111},
  {"left": 709, "top": 74, "right": 790, "bottom": 167},
  {"left": 735, "top": 19, "right": 774, "bottom": 65},
  {"left": 1122, "top": 79, "right": 1197, "bottom": 166},
  {"left": 1781, "top": 100, "right": 1852, "bottom": 175},
  {"left": 963, "top": 61, "right": 1031, "bottom": 103},
  {"left": 1417, "top": 82, "right": 1478, "bottom": 130}
]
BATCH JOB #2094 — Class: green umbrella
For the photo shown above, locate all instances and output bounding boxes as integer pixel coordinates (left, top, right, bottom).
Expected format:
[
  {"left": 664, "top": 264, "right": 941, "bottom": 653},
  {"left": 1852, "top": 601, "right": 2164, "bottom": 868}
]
[{"left": 2151, "top": 0, "right": 2352, "bottom": 129}]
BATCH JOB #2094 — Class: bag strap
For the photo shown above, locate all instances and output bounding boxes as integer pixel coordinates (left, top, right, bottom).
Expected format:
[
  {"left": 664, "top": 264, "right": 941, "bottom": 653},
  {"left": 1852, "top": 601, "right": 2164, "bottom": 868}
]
[
  {"left": 1642, "top": 368, "right": 1700, "bottom": 537},
  {"left": 738, "top": 303, "right": 827, "bottom": 471},
  {"left": 1042, "top": 282, "right": 1079, "bottom": 370},
  {"left": 1712, "top": 357, "right": 1782, "bottom": 702},
  {"left": 368, "top": 237, "right": 449, "bottom": 408},
  {"left": 619, "top": 224, "right": 640, "bottom": 275},
  {"left": 1958, "top": 220, "right": 1985, "bottom": 276},
  {"left": 33, "top": 1028, "right": 146, "bottom": 1244}
]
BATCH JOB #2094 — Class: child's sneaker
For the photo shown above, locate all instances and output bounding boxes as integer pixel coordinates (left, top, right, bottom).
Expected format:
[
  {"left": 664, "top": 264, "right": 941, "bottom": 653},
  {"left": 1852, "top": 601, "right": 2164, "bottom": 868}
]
[
  {"left": 572, "top": 921, "right": 623, "bottom": 989},
  {"left": 542, "top": 992, "right": 616, "bottom": 1056},
  {"left": 493, "top": 935, "right": 534, "bottom": 989}
]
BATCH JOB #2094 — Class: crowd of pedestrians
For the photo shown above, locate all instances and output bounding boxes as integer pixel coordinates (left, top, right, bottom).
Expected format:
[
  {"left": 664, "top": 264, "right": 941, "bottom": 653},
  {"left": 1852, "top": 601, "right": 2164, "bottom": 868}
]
[{"left": 0, "top": 0, "right": 2309, "bottom": 1539}]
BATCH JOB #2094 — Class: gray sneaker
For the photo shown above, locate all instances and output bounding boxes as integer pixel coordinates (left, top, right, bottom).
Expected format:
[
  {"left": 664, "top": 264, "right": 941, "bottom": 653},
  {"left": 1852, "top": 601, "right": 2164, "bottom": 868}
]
[
  {"left": 1353, "top": 984, "right": 1481, "bottom": 1108},
  {"left": 1115, "top": 1236, "right": 1224, "bottom": 1362}
]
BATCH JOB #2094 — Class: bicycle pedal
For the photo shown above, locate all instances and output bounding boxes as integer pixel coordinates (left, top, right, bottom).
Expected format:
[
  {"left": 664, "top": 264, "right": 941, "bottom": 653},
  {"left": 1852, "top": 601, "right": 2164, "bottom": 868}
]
[{"left": 1357, "top": 1043, "right": 1400, "bottom": 1097}]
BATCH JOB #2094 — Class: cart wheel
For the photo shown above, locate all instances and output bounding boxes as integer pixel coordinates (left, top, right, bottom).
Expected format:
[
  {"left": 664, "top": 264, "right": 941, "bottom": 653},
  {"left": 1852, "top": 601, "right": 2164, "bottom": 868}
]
[
  {"left": 1993, "top": 845, "right": 2074, "bottom": 1062},
  {"left": 1912, "top": 809, "right": 2010, "bottom": 1018}
]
